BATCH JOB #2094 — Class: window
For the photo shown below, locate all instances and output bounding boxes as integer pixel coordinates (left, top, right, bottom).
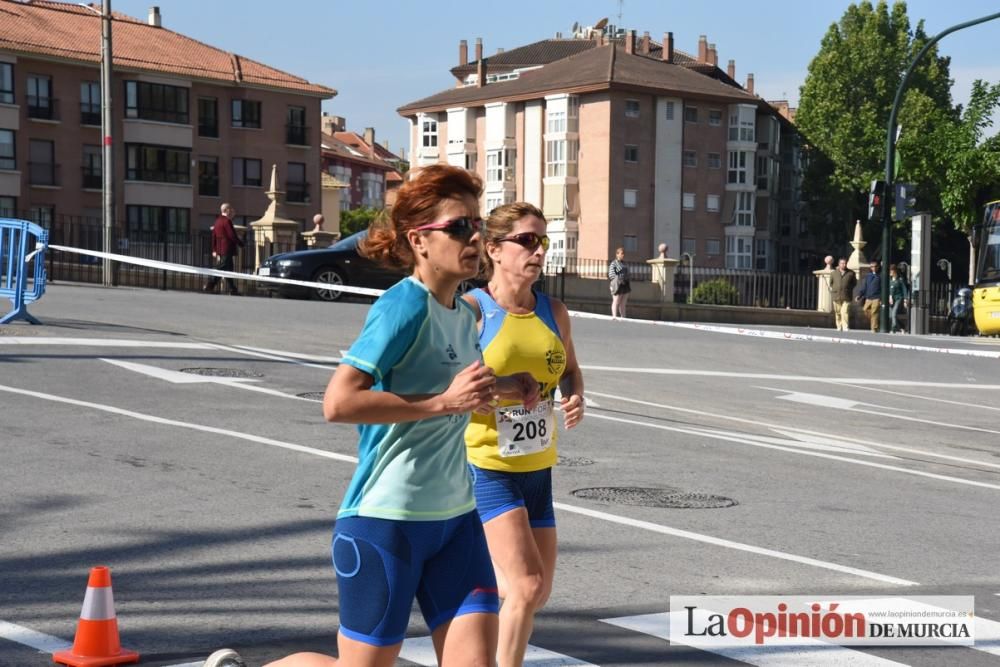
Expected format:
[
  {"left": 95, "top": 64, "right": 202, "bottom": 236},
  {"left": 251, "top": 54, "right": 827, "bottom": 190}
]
[
  {"left": 125, "top": 81, "right": 189, "bottom": 124},
  {"left": 28, "top": 139, "right": 56, "bottom": 185},
  {"left": 198, "top": 98, "right": 218, "bottom": 137},
  {"left": 708, "top": 109, "right": 722, "bottom": 126},
  {"left": 421, "top": 117, "right": 438, "bottom": 148},
  {"left": 0, "top": 129, "right": 14, "bottom": 170},
  {"left": 683, "top": 150, "right": 697, "bottom": 167},
  {"left": 82, "top": 145, "right": 101, "bottom": 189},
  {"left": 684, "top": 106, "right": 698, "bottom": 123},
  {"left": 487, "top": 148, "right": 515, "bottom": 184},
  {"left": 624, "top": 189, "right": 637, "bottom": 208},
  {"left": 80, "top": 82, "right": 100, "bottom": 125},
  {"left": 198, "top": 157, "right": 219, "bottom": 197},
  {"left": 623, "top": 235, "right": 638, "bottom": 252},
  {"left": 546, "top": 139, "right": 578, "bottom": 177},
  {"left": 755, "top": 238, "right": 770, "bottom": 270},
  {"left": 735, "top": 191, "right": 754, "bottom": 226},
  {"left": 624, "top": 144, "right": 639, "bottom": 163},
  {"left": 625, "top": 99, "right": 640, "bottom": 118},
  {"left": 126, "top": 144, "right": 191, "bottom": 184},
  {"left": 664, "top": 101, "right": 674, "bottom": 120},
  {"left": 286, "top": 162, "right": 309, "bottom": 203},
  {"left": 729, "top": 113, "right": 755, "bottom": 141},
  {"left": 0, "top": 196, "right": 15, "bottom": 217},
  {"left": 682, "top": 192, "right": 695, "bottom": 210},
  {"left": 27, "top": 75, "right": 54, "bottom": 120},
  {"left": 0, "top": 63, "right": 12, "bottom": 104},
  {"left": 232, "top": 157, "right": 262, "bottom": 187},
  {"left": 728, "top": 151, "right": 749, "bottom": 184},
  {"left": 126, "top": 205, "right": 190, "bottom": 237},
  {"left": 707, "top": 152, "right": 721, "bottom": 169},
  {"left": 706, "top": 239, "right": 721, "bottom": 256},
  {"left": 726, "top": 236, "right": 752, "bottom": 269},
  {"left": 707, "top": 194, "right": 721, "bottom": 212},
  {"left": 359, "top": 171, "right": 384, "bottom": 208},
  {"left": 682, "top": 238, "right": 696, "bottom": 256},
  {"left": 757, "top": 156, "right": 769, "bottom": 190},
  {"left": 30, "top": 205, "right": 54, "bottom": 228},
  {"left": 547, "top": 109, "right": 566, "bottom": 133},
  {"left": 286, "top": 106, "right": 307, "bottom": 145},
  {"left": 231, "top": 99, "right": 261, "bottom": 129}
]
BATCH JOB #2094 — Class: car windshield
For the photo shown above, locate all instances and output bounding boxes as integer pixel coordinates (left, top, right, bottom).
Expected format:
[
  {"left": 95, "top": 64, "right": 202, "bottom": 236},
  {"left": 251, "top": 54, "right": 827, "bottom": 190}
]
[{"left": 330, "top": 230, "right": 367, "bottom": 252}]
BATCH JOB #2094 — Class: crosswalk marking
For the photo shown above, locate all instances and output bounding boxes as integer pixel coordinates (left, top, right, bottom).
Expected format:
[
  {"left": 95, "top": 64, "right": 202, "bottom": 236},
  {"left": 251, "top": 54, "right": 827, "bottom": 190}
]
[
  {"left": 398, "top": 635, "right": 596, "bottom": 666},
  {"left": 599, "top": 612, "right": 909, "bottom": 666},
  {"left": 0, "top": 620, "right": 71, "bottom": 654}
]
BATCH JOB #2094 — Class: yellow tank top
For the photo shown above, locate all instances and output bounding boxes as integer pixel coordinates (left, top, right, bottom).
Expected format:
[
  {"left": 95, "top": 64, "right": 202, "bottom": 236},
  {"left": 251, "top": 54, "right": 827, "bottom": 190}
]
[{"left": 464, "top": 288, "right": 566, "bottom": 472}]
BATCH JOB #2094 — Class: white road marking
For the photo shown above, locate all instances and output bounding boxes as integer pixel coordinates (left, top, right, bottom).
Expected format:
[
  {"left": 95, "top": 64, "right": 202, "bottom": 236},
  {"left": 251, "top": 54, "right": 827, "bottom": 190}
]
[
  {"left": 585, "top": 391, "right": 1000, "bottom": 471},
  {"left": 600, "top": 612, "right": 910, "bottom": 666},
  {"left": 0, "top": 337, "right": 211, "bottom": 349},
  {"left": 0, "top": 383, "right": 912, "bottom": 587},
  {"left": 0, "top": 620, "right": 71, "bottom": 654},
  {"left": 209, "top": 343, "right": 336, "bottom": 371},
  {"left": 229, "top": 344, "right": 342, "bottom": 364},
  {"left": 974, "top": 616, "right": 1000, "bottom": 657},
  {"left": 580, "top": 366, "right": 1000, "bottom": 390},
  {"left": 849, "top": 405, "right": 1000, "bottom": 437},
  {"left": 766, "top": 389, "right": 910, "bottom": 413},
  {"left": 834, "top": 382, "right": 1000, "bottom": 413},
  {"left": 100, "top": 358, "right": 315, "bottom": 402},
  {"left": 399, "top": 635, "right": 596, "bottom": 665}
]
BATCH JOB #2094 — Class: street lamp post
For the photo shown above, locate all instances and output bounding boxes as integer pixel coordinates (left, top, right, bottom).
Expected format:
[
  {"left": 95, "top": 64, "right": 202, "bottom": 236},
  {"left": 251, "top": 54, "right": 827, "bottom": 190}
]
[
  {"left": 880, "top": 11, "right": 1000, "bottom": 332},
  {"left": 681, "top": 252, "right": 695, "bottom": 303}
]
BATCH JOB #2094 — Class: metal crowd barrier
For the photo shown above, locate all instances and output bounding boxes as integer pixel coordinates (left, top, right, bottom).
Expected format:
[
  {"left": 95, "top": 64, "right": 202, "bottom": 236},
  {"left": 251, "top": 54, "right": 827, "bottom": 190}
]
[{"left": 1, "top": 218, "right": 48, "bottom": 324}]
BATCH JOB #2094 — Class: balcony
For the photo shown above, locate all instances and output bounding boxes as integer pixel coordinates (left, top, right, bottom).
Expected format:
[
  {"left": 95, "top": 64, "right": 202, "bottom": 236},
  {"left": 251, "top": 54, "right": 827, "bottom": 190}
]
[
  {"left": 28, "top": 162, "right": 59, "bottom": 186},
  {"left": 27, "top": 96, "right": 59, "bottom": 121},
  {"left": 286, "top": 124, "right": 309, "bottom": 146},
  {"left": 81, "top": 102, "right": 100, "bottom": 126},
  {"left": 81, "top": 167, "right": 101, "bottom": 189},
  {"left": 286, "top": 182, "right": 310, "bottom": 203}
]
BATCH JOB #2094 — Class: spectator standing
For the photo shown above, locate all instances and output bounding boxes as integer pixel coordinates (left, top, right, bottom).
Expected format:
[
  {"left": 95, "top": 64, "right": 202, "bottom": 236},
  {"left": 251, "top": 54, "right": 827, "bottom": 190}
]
[
  {"left": 827, "top": 257, "right": 857, "bottom": 332},
  {"left": 608, "top": 247, "right": 631, "bottom": 320},
  {"left": 858, "top": 260, "right": 882, "bottom": 332},
  {"left": 203, "top": 203, "right": 244, "bottom": 296},
  {"left": 888, "top": 264, "right": 910, "bottom": 333}
]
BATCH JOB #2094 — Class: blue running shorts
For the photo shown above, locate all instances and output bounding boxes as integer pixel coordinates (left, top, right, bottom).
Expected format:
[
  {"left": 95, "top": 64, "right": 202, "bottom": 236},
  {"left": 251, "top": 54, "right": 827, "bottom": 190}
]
[
  {"left": 469, "top": 464, "right": 556, "bottom": 528},
  {"left": 331, "top": 510, "right": 499, "bottom": 647}
]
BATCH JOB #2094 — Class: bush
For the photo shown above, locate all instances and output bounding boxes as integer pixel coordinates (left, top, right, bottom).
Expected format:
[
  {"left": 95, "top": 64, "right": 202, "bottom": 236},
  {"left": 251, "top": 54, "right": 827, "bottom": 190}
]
[
  {"left": 339, "top": 207, "right": 381, "bottom": 237},
  {"left": 691, "top": 278, "right": 740, "bottom": 305}
]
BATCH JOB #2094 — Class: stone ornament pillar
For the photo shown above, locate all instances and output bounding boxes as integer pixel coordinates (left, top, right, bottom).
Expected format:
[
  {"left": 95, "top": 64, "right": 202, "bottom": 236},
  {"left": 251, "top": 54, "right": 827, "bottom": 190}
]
[
  {"left": 302, "top": 230, "right": 337, "bottom": 249},
  {"left": 646, "top": 243, "right": 680, "bottom": 302},
  {"left": 250, "top": 165, "right": 302, "bottom": 270},
  {"left": 814, "top": 255, "right": 834, "bottom": 313}
]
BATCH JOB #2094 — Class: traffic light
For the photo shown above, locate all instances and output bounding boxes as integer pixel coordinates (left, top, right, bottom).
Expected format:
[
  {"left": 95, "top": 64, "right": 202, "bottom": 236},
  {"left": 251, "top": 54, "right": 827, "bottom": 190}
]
[
  {"left": 894, "top": 182, "right": 916, "bottom": 221},
  {"left": 868, "top": 180, "right": 886, "bottom": 222}
]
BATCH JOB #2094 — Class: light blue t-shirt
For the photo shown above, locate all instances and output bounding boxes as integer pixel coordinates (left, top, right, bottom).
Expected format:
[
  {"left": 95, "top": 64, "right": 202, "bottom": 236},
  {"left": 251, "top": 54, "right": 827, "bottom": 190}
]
[{"left": 338, "top": 276, "right": 481, "bottom": 521}]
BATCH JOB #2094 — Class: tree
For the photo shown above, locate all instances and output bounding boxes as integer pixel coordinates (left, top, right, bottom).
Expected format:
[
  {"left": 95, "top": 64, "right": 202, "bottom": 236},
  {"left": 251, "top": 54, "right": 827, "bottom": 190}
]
[
  {"left": 796, "top": 1, "right": 955, "bottom": 252},
  {"left": 339, "top": 207, "right": 380, "bottom": 237}
]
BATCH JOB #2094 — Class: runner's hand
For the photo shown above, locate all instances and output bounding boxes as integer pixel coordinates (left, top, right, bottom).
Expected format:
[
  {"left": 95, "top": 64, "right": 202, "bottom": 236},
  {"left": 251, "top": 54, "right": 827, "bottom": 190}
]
[
  {"left": 561, "top": 394, "right": 584, "bottom": 429},
  {"left": 495, "top": 372, "right": 540, "bottom": 412},
  {"left": 440, "top": 360, "right": 497, "bottom": 414}
]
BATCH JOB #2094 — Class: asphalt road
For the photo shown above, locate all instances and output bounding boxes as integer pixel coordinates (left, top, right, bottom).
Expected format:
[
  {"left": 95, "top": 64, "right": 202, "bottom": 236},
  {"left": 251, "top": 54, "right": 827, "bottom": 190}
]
[{"left": 2, "top": 284, "right": 999, "bottom": 667}]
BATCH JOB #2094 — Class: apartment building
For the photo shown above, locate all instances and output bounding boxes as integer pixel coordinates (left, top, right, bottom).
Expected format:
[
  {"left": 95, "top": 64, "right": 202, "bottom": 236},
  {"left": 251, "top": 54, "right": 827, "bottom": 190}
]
[
  {"left": 0, "top": 0, "right": 334, "bottom": 236},
  {"left": 319, "top": 114, "right": 404, "bottom": 211},
  {"left": 398, "top": 27, "right": 810, "bottom": 271}
]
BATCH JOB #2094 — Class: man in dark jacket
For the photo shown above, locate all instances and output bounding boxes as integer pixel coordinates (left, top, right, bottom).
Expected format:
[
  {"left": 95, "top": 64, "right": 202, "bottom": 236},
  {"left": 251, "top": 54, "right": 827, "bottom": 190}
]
[
  {"left": 827, "top": 257, "right": 857, "bottom": 331},
  {"left": 858, "top": 260, "right": 881, "bottom": 332},
  {"left": 203, "top": 203, "right": 244, "bottom": 295}
]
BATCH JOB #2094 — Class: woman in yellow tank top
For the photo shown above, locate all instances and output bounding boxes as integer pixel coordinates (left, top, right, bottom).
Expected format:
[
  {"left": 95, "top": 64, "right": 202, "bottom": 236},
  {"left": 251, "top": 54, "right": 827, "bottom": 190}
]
[{"left": 463, "top": 202, "right": 585, "bottom": 667}]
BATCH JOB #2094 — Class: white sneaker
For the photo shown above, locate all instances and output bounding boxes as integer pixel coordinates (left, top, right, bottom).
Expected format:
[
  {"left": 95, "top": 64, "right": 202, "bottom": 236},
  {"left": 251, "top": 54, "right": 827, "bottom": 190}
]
[{"left": 204, "top": 648, "right": 247, "bottom": 667}]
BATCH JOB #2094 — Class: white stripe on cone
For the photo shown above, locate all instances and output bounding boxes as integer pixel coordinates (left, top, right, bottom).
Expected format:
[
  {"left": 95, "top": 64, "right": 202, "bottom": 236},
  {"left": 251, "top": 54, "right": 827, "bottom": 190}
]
[{"left": 80, "top": 586, "right": 116, "bottom": 621}]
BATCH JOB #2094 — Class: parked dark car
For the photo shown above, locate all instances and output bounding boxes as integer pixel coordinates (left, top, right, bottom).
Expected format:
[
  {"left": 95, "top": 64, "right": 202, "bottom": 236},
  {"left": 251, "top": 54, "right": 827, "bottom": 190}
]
[{"left": 257, "top": 231, "right": 405, "bottom": 301}]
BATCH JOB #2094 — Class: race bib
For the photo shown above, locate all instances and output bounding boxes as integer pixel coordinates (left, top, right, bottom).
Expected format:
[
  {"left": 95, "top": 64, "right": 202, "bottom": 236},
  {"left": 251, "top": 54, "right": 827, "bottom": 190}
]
[{"left": 496, "top": 400, "right": 555, "bottom": 458}]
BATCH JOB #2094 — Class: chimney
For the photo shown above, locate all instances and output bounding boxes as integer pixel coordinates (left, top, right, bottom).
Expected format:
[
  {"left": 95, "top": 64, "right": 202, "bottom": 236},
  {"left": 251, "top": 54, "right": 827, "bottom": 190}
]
[
  {"left": 148, "top": 6, "right": 161, "bottom": 27},
  {"left": 727, "top": 59, "right": 736, "bottom": 80},
  {"left": 496, "top": 47, "right": 504, "bottom": 54},
  {"left": 321, "top": 113, "right": 345, "bottom": 135},
  {"left": 625, "top": 30, "right": 635, "bottom": 55},
  {"left": 364, "top": 127, "right": 375, "bottom": 157},
  {"left": 746, "top": 73, "right": 755, "bottom": 95},
  {"left": 663, "top": 32, "right": 674, "bottom": 63},
  {"left": 477, "top": 57, "right": 487, "bottom": 88},
  {"left": 459, "top": 39, "right": 468, "bottom": 66},
  {"left": 475, "top": 37, "right": 483, "bottom": 63},
  {"left": 707, "top": 44, "right": 717, "bottom": 67},
  {"left": 640, "top": 31, "right": 650, "bottom": 55},
  {"left": 698, "top": 35, "right": 708, "bottom": 63}
]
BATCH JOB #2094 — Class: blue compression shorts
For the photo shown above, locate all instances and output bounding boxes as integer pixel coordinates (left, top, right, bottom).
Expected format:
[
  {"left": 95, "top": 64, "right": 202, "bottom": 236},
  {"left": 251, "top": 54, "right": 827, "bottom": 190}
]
[
  {"left": 469, "top": 464, "right": 556, "bottom": 528},
  {"left": 331, "top": 510, "right": 499, "bottom": 647}
]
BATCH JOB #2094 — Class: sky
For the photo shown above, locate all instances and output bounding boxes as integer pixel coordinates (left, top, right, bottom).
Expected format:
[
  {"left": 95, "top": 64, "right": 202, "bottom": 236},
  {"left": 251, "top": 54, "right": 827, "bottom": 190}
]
[{"left": 111, "top": 0, "right": 1000, "bottom": 158}]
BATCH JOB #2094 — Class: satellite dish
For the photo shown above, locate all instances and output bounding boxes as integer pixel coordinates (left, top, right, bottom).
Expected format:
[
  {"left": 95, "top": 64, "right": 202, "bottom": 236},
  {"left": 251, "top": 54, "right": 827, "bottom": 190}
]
[
  {"left": 571, "top": 21, "right": 580, "bottom": 34},
  {"left": 594, "top": 17, "right": 608, "bottom": 30}
]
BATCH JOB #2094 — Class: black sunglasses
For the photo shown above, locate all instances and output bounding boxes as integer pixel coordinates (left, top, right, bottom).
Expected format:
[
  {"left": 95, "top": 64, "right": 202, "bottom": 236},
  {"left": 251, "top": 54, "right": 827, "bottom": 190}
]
[
  {"left": 498, "top": 232, "right": 550, "bottom": 252},
  {"left": 414, "top": 217, "right": 483, "bottom": 239}
]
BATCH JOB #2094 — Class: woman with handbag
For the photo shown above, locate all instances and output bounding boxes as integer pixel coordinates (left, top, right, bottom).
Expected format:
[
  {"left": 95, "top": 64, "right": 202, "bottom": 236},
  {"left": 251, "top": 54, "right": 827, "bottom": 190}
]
[{"left": 608, "top": 247, "right": 631, "bottom": 320}]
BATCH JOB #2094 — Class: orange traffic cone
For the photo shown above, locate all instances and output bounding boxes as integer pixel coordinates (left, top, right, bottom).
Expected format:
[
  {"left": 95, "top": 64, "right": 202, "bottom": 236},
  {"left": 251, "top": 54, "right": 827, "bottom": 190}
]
[{"left": 53, "top": 566, "right": 140, "bottom": 667}]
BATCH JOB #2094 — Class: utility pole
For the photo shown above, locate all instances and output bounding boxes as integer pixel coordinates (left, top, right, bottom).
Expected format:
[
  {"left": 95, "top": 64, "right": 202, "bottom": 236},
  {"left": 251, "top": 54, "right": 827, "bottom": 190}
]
[{"left": 101, "top": 0, "right": 115, "bottom": 287}]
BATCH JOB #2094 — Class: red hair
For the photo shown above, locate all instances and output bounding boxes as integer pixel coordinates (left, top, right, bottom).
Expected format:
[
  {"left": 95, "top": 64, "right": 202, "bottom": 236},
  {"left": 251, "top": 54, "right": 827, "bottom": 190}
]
[{"left": 361, "top": 165, "right": 483, "bottom": 270}]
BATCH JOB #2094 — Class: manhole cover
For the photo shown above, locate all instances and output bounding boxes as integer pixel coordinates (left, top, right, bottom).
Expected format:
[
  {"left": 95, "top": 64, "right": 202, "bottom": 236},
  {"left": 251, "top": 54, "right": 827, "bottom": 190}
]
[
  {"left": 296, "top": 392, "right": 326, "bottom": 401},
  {"left": 557, "top": 455, "right": 595, "bottom": 467},
  {"left": 179, "top": 367, "right": 263, "bottom": 378},
  {"left": 571, "top": 487, "right": 737, "bottom": 509}
]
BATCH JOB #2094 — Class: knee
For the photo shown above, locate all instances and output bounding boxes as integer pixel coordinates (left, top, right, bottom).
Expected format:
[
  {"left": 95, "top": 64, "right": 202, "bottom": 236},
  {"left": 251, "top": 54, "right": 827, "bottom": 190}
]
[{"left": 508, "top": 572, "right": 547, "bottom": 610}]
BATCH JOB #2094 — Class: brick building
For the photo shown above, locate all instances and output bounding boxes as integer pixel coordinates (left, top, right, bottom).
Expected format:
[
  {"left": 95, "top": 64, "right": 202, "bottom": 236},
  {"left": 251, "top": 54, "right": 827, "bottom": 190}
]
[
  {"left": 0, "top": 0, "right": 334, "bottom": 237},
  {"left": 399, "top": 26, "right": 812, "bottom": 272},
  {"left": 320, "top": 114, "right": 404, "bottom": 211}
]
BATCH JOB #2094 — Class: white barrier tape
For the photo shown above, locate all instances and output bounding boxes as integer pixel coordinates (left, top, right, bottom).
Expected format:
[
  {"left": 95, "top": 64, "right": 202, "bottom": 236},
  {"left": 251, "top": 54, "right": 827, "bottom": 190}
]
[
  {"left": 24, "top": 243, "right": 46, "bottom": 263},
  {"left": 48, "top": 244, "right": 385, "bottom": 297},
  {"left": 569, "top": 310, "right": 1000, "bottom": 360}
]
